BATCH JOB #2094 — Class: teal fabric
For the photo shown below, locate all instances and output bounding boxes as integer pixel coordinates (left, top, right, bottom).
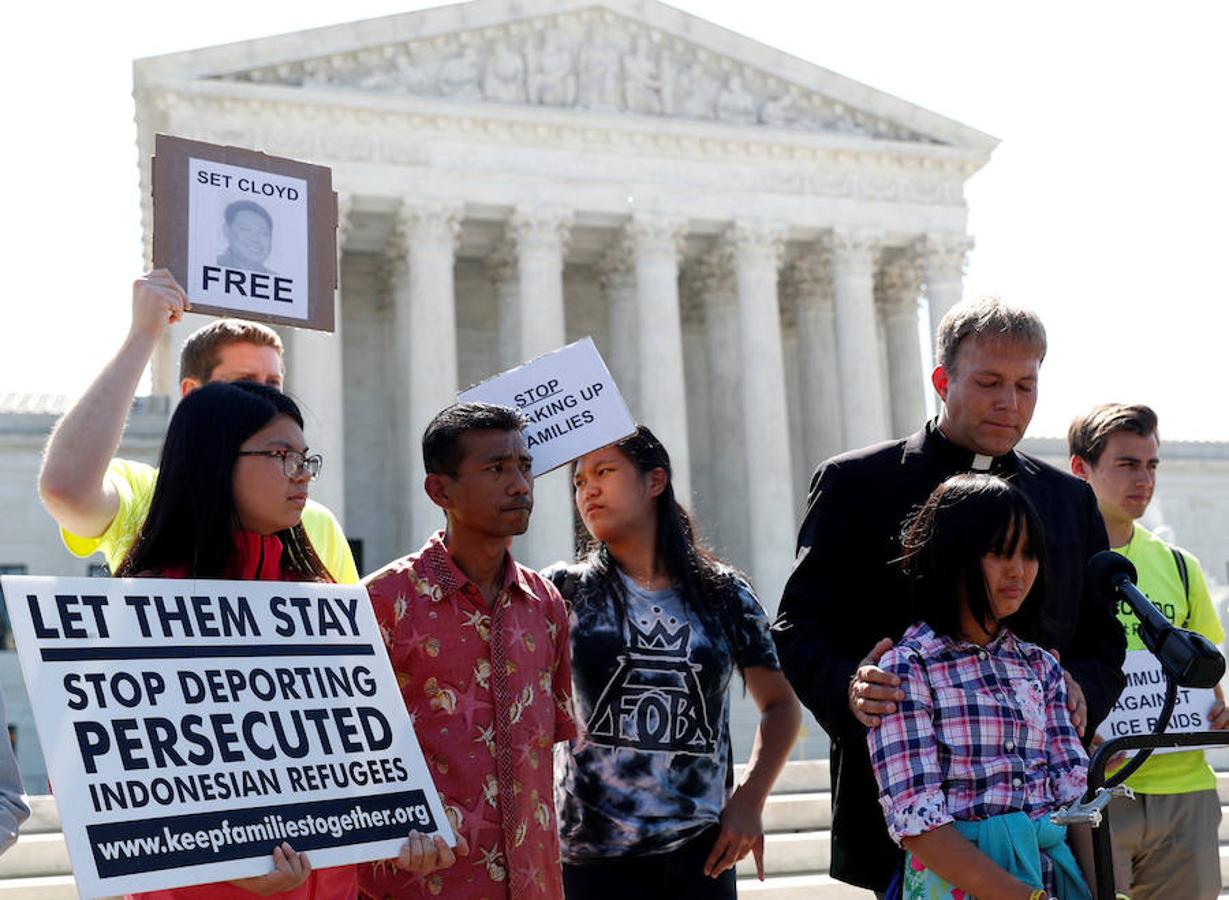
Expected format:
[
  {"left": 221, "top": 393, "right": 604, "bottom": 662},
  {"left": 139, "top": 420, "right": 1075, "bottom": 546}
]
[{"left": 901, "top": 812, "right": 1091, "bottom": 899}]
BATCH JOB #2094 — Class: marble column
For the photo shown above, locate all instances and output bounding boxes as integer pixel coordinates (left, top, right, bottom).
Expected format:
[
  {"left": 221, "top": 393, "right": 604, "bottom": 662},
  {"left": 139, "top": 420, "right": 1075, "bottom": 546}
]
[
  {"left": 388, "top": 200, "right": 461, "bottom": 550},
  {"left": 596, "top": 241, "right": 640, "bottom": 419},
  {"left": 508, "top": 207, "right": 574, "bottom": 569},
  {"left": 831, "top": 229, "right": 889, "bottom": 448},
  {"left": 488, "top": 242, "right": 520, "bottom": 372},
  {"left": 151, "top": 328, "right": 179, "bottom": 398},
  {"left": 784, "top": 247, "right": 844, "bottom": 469},
  {"left": 286, "top": 192, "right": 352, "bottom": 527},
  {"left": 694, "top": 245, "right": 749, "bottom": 569},
  {"left": 727, "top": 222, "right": 792, "bottom": 613},
  {"left": 922, "top": 233, "right": 974, "bottom": 340},
  {"left": 876, "top": 248, "right": 928, "bottom": 437},
  {"left": 155, "top": 316, "right": 194, "bottom": 412},
  {"left": 625, "top": 214, "right": 691, "bottom": 503}
]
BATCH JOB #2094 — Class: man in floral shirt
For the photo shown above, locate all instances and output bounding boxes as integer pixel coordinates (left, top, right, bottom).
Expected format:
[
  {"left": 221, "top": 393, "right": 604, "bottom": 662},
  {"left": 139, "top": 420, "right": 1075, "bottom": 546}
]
[{"left": 359, "top": 403, "right": 575, "bottom": 899}]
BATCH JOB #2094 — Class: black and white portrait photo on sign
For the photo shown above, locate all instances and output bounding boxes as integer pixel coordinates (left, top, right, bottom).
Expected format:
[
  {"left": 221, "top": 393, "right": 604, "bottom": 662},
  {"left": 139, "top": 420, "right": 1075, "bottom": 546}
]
[
  {"left": 216, "top": 199, "right": 276, "bottom": 274},
  {"left": 186, "top": 157, "right": 310, "bottom": 321}
]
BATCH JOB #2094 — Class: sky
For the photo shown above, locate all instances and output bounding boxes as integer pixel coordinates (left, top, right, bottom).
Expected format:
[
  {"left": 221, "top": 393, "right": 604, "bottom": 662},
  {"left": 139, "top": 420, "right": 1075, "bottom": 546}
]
[{"left": 3, "top": 1, "right": 1226, "bottom": 440}]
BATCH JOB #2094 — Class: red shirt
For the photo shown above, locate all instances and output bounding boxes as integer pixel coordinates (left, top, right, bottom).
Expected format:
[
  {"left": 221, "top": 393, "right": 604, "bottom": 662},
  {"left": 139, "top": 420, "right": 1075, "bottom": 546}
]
[{"left": 358, "top": 533, "right": 575, "bottom": 900}]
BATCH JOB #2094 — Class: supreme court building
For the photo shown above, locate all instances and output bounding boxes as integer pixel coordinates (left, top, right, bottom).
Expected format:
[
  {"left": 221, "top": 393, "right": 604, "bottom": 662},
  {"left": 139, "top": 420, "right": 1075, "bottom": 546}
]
[{"left": 134, "top": 0, "right": 997, "bottom": 608}]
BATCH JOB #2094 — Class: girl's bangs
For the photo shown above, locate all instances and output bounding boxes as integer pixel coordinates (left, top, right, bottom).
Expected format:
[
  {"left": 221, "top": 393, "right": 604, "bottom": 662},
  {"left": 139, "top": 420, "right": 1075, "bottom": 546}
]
[{"left": 986, "top": 502, "right": 1036, "bottom": 558}]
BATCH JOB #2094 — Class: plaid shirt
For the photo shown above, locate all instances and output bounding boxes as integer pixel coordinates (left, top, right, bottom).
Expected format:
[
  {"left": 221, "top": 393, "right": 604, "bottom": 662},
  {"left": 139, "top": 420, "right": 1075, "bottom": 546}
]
[{"left": 868, "top": 622, "right": 1087, "bottom": 845}]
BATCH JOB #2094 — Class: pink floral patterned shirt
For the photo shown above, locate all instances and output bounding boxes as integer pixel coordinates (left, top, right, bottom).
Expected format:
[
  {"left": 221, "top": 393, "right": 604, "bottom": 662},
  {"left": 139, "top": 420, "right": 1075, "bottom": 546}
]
[
  {"left": 868, "top": 621, "right": 1088, "bottom": 845},
  {"left": 358, "top": 533, "right": 575, "bottom": 899}
]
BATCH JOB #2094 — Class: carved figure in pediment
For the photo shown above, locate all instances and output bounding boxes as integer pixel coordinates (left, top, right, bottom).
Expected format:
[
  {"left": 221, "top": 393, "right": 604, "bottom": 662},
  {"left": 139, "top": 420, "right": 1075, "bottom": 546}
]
[
  {"left": 438, "top": 47, "right": 482, "bottom": 101},
  {"left": 301, "top": 59, "right": 335, "bottom": 87},
  {"left": 674, "top": 62, "right": 719, "bottom": 120},
  {"left": 622, "top": 35, "right": 662, "bottom": 115},
  {"left": 530, "top": 30, "right": 577, "bottom": 107},
  {"left": 360, "top": 52, "right": 436, "bottom": 95},
  {"left": 821, "top": 101, "right": 864, "bottom": 134},
  {"left": 716, "top": 74, "right": 758, "bottom": 124},
  {"left": 483, "top": 41, "right": 527, "bottom": 103},
  {"left": 579, "top": 31, "right": 624, "bottom": 111},
  {"left": 761, "top": 85, "right": 809, "bottom": 128}
]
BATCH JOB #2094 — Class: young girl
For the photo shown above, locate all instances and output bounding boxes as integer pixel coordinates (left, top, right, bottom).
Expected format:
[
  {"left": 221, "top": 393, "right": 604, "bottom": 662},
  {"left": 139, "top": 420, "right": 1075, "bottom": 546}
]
[
  {"left": 115, "top": 381, "right": 350, "bottom": 898},
  {"left": 868, "top": 473, "right": 1093, "bottom": 900},
  {"left": 547, "top": 426, "right": 800, "bottom": 899}
]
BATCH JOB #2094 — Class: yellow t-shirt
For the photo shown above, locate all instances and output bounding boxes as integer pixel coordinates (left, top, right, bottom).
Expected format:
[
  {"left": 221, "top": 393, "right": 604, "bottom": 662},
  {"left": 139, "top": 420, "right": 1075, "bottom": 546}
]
[
  {"left": 1110, "top": 522, "right": 1225, "bottom": 795},
  {"left": 60, "top": 458, "right": 360, "bottom": 585}
]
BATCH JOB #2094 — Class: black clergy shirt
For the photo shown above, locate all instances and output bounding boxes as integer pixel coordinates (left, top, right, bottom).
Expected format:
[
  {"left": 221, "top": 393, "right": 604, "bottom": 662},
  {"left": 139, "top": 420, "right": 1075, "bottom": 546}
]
[{"left": 772, "top": 420, "right": 1125, "bottom": 891}]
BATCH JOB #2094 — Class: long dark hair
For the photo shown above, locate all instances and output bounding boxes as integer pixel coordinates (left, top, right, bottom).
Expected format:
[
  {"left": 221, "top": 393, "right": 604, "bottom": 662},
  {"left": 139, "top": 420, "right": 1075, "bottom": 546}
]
[
  {"left": 899, "top": 473, "right": 1048, "bottom": 640},
  {"left": 117, "top": 381, "right": 330, "bottom": 581},
  {"left": 577, "top": 425, "right": 748, "bottom": 670}
]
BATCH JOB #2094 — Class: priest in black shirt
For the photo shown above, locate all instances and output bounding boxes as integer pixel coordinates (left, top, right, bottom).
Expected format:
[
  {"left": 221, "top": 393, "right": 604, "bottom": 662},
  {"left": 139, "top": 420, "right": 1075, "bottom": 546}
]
[{"left": 773, "top": 297, "right": 1125, "bottom": 893}]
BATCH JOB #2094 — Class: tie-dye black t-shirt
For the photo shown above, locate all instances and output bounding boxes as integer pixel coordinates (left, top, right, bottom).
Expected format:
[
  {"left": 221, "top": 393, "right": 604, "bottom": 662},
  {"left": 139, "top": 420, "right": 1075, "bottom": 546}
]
[{"left": 554, "top": 567, "right": 780, "bottom": 862}]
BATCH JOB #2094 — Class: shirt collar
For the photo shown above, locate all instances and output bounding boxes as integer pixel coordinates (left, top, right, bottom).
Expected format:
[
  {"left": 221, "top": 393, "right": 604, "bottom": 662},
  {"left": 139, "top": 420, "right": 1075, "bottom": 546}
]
[
  {"left": 417, "top": 530, "right": 533, "bottom": 601},
  {"left": 231, "top": 530, "right": 284, "bottom": 580},
  {"left": 903, "top": 419, "right": 1022, "bottom": 477},
  {"left": 913, "top": 619, "right": 1019, "bottom": 656},
  {"left": 1112, "top": 521, "right": 1144, "bottom": 554}
]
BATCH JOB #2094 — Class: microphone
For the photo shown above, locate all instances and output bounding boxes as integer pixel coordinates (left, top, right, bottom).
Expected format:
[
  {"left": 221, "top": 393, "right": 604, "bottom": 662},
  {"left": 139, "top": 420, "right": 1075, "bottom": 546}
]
[{"left": 1087, "top": 550, "right": 1225, "bottom": 689}]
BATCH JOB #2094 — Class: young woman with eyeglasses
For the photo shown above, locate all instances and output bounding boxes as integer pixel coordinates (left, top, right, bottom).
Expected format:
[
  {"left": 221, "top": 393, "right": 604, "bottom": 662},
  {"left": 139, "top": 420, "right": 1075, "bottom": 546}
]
[
  {"left": 116, "top": 380, "right": 352, "bottom": 899},
  {"left": 117, "top": 381, "right": 327, "bottom": 583}
]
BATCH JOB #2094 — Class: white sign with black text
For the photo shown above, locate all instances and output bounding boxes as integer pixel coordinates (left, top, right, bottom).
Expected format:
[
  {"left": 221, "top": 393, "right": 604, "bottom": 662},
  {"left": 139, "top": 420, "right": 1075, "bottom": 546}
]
[
  {"left": 1095, "top": 649, "right": 1216, "bottom": 753},
  {"left": 187, "top": 158, "right": 310, "bottom": 319},
  {"left": 458, "top": 337, "right": 636, "bottom": 476},
  {"left": 2, "top": 575, "right": 452, "bottom": 898}
]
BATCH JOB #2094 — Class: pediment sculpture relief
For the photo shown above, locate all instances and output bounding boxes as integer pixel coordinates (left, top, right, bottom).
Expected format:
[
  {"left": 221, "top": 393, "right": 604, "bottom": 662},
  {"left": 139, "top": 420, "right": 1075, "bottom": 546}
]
[{"left": 218, "top": 15, "right": 936, "bottom": 143}]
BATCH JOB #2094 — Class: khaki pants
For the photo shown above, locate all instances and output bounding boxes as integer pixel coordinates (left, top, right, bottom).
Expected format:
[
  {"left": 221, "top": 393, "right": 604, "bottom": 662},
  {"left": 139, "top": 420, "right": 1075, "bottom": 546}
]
[{"left": 1109, "top": 789, "right": 1222, "bottom": 900}]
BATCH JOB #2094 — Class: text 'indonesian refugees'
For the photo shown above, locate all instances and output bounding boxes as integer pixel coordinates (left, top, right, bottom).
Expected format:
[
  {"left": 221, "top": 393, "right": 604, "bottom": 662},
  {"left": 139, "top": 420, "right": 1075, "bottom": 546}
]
[{"left": 2, "top": 575, "right": 452, "bottom": 898}]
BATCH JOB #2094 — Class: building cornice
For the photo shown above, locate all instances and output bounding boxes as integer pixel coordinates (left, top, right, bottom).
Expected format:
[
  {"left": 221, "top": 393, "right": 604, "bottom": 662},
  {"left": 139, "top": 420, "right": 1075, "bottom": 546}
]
[{"left": 136, "top": 80, "right": 982, "bottom": 216}]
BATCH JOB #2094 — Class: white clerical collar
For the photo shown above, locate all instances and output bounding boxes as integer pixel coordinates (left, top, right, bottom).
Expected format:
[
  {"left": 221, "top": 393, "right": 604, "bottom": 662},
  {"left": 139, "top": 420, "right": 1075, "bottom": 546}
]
[{"left": 971, "top": 454, "right": 994, "bottom": 471}]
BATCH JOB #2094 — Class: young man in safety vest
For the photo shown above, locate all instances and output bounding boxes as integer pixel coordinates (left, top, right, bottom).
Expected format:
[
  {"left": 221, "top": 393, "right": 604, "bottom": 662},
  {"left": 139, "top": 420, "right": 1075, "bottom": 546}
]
[{"left": 1069, "top": 402, "right": 1228, "bottom": 900}]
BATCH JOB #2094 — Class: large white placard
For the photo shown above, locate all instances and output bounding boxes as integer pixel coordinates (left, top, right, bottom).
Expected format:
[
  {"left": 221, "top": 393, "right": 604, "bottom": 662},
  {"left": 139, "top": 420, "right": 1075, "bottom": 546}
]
[
  {"left": 1095, "top": 649, "right": 1216, "bottom": 753},
  {"left": 458, "top": 337, "right": 636, "bottom": 476},
  {"left": 3, "top": 575, "right": 451, "bottom": 898}
]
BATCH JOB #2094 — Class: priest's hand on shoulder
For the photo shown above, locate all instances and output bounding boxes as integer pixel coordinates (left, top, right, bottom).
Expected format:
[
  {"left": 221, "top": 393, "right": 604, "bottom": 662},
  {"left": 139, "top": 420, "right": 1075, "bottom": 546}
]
[{"left": 849, "top": 637, "right": 903, "bottom": 728}]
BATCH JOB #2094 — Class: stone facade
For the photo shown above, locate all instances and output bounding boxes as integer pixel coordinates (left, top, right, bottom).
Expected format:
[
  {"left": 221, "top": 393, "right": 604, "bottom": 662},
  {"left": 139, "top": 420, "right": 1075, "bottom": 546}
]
[
  {"left": 18, "top": 0, "right": 1229, "bottom": 782},
  {"left": 134, "top": 0, "right": 996, "bottom": 611},
  {"left": 0, "top": 395, "right": 167, "bottom": 790}
]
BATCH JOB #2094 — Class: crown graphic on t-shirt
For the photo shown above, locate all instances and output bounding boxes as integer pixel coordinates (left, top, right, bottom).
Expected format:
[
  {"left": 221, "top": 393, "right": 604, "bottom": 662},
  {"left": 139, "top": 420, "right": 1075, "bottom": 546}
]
[{"left": 628, "top": 618, "right": 690, "bottom": 655}]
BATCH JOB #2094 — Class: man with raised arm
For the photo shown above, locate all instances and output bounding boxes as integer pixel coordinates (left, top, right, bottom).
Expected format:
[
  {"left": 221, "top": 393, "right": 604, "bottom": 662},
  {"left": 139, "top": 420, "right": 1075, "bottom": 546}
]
[
  {"left": 39, "top": 269, "right": 357, "bottom": 583},
  {"left": 773, "top": 298, "right": 1126, "bottom": 893}
]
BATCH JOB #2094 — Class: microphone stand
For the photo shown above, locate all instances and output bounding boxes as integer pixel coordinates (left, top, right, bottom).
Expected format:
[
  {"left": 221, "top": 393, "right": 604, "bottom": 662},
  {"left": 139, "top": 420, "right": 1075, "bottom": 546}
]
[{"left": 1052, "top": 551, "right": 1229, "bottom": 899}]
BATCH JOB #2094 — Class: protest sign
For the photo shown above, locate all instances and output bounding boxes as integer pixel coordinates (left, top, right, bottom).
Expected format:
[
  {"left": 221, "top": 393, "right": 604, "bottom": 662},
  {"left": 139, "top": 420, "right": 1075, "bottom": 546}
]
[
  {"left": 458, "top": 337, "right": 636, "bottom": 476},
  {"left": 1095, "top": 649, "right": 1216, "bottom": 753},
  {"left": 152, "top": 134, "right": 337, "bottom": 331},
  {"left": 2, "top": 575, "right": 451, "bottom": 898}
]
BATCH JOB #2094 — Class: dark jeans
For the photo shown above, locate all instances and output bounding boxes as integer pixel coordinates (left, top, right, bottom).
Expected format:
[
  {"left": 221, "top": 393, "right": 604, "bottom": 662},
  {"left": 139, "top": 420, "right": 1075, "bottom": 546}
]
[{"left": 562, "top": 825, "right": 739, "bottom": 900}]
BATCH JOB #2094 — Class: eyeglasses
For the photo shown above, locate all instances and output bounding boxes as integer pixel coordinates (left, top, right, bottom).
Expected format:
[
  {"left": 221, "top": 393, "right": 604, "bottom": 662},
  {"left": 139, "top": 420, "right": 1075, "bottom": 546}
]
[{"left": 237, "top": 449, "right": 323, "bottom": 480}]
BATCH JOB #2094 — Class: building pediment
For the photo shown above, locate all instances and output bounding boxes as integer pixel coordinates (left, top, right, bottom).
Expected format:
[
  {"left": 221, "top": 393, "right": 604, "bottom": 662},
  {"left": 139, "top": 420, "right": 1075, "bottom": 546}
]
[{"left": 137, "top": 0, "right": 995, "bottom": 153}]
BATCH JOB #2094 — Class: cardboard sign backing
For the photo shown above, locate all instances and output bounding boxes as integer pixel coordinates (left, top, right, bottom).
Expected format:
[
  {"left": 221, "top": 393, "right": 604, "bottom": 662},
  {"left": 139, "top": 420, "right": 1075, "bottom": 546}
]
[{"left": 152, "top": 134, "right": 337, "bottom": 332}]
